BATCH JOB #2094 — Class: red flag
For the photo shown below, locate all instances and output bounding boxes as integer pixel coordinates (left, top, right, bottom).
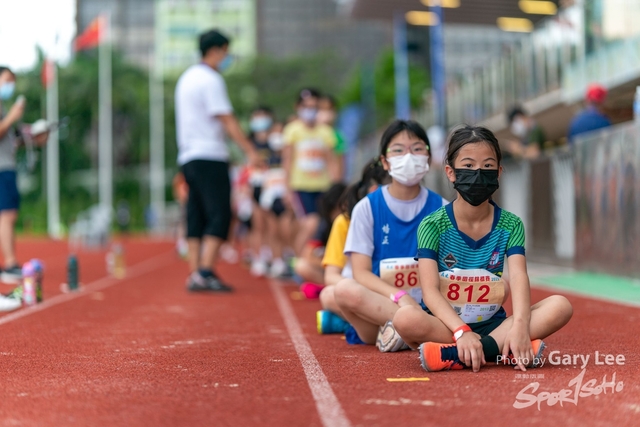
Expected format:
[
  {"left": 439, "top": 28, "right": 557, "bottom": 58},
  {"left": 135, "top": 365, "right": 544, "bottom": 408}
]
[
  {"left": 74, "top": 16, "right": 104, "bottom": 51},
  {"left": 41, "top": 59, "right": 54, "bottom": 88}
]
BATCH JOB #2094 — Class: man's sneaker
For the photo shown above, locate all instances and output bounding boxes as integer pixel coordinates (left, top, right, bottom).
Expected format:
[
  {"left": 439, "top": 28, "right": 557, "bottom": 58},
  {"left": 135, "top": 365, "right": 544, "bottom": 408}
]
[
  {"left": 376, "top": 321, "right": 410, "bottom": 352},
  {"left": 250, "top": 260, "right": 268, "bottom": 277},
  {"left": 186, "top": 272, "right": 233, "bottom": 293},
  {"left": 0, "top": 294, "right": 21, "bottom": 312},
  {"left": 507, "top": 339, "right": 547, "bottom": 368},
  {"left": 1, "top": 265, "right": 22, "bottom": 284},
  {"left": 419, "top": 342, "right": 465, "bottom": 372},
  {"left": 269, "top": 258, "right": 288, "bottom": 278},
  {"left": 316, "top": 310, "right": 350, "bottom": 334}
]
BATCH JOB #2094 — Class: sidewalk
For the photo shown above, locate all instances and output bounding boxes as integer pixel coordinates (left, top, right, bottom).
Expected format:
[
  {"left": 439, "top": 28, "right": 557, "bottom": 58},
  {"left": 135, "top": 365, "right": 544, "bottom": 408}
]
[{"left": 528, "top": 261, "right": 640, "bottom": 308}]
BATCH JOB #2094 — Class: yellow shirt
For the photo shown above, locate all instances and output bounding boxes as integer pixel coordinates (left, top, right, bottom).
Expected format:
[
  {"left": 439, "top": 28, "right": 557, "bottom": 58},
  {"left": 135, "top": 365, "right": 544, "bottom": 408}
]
[
  {"left": 283, "top": 120, "right": 336, "bottom": 192},
  {"left": 322, "top": 214, "right": 350, "bottom": 269}
]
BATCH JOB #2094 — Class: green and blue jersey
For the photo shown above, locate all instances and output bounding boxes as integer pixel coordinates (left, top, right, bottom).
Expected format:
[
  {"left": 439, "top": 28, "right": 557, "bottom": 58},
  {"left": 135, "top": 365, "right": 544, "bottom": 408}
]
[{"left": 416, "top": 201, "right": 525, "bottom": 276}]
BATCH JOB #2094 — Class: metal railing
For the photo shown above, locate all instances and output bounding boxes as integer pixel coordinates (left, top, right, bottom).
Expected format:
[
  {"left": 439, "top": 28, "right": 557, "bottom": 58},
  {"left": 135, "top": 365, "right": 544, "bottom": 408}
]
[
  {"left": 492, "top": 147, "right": 575, "bottom": 264},
  {"left": 443, "top": 5, "right": 584, "bottom": 127},
  {"left": 574, "top": 121, "right": 640, "bottom": 276}
]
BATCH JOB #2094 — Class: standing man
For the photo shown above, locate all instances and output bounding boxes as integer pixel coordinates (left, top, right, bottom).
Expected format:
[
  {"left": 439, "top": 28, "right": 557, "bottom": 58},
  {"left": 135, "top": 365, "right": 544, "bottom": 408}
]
[
  {"left": 568, "top": 83, "right": 611, "bottom": 145},
  {"left": 175, "top": 30, "right": 259, "bottom": 292},
  {"left": 0, "top": 66, "right": 25, "bottom": 284}
]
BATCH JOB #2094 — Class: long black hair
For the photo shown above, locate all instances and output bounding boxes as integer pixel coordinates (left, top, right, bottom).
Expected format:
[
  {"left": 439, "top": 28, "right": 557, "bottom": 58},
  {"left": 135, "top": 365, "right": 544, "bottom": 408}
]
[
  {"left": 316, "top": 182, "right": 348, "bottom": 244},
  {"left": 445, "top": 125, "right": 502, "bottom": 167},
  {"left": 340, "top": 159, "right": 389, "bottom": 219}
]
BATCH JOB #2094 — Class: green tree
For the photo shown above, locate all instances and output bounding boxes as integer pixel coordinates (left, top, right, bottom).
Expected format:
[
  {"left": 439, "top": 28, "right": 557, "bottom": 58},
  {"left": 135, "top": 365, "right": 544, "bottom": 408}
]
[{"left": 341, "top": 49, "right": 430, "bottom": 126}]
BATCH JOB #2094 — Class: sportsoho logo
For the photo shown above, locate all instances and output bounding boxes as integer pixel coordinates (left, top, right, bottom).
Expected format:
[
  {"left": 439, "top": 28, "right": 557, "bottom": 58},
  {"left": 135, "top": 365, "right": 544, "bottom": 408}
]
[{"left": 508, "top": 351, "right": 625, "bottom": 410}]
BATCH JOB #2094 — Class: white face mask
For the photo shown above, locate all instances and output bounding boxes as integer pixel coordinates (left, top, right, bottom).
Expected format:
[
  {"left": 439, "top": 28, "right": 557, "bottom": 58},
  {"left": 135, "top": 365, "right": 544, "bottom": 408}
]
[
  {"left": 268, "top": 132, "right": 284, "bottom": 151},
  {"left": 386, "top": 153, "right": 429, "bottom": 186},
  {"left": 510, "top": 118, "right": 528, "bottom": 138}
]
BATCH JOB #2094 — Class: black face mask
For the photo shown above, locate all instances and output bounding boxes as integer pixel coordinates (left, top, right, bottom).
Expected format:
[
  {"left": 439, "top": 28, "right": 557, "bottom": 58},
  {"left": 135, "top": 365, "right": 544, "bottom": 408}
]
[{"left": 453, "top": 169, "right": 500, "bottom": 206}]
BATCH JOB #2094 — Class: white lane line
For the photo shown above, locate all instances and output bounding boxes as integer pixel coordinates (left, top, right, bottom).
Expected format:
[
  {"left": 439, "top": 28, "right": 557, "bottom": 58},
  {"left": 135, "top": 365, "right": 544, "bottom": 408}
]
[
  {"left": 0, "top": 251, "right": 174, "bottom": 326},
  {"left": 269, "top": 281, "right": 352, "bottom": 427}
]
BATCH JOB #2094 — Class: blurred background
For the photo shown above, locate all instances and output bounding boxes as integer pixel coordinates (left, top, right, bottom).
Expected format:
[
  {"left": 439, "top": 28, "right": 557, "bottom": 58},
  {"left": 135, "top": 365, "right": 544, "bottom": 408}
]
[{"left": 2, "top": 0, "right": 640, "bottom": 276}]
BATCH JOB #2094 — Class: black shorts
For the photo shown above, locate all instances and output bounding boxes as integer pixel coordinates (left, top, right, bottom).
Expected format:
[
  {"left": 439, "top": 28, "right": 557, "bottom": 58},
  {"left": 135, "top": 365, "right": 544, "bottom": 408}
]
[
  {"left": 421, "top": 304, "right": 508, "bottom": 336},
  {"left": 182, "top": 160, "right": 231, "bottom": 240},
  {"left": 468, "top": 308, "right": 508, "bottom": 336},
  {"left": 271, "top": 198, "right": 286, "bottom": 217},
  {"left": 0, "top": 171, "right": 20, "bottom": 211},
  {"left": 252, "top": 186, "right": 262, "bottom": 204}
]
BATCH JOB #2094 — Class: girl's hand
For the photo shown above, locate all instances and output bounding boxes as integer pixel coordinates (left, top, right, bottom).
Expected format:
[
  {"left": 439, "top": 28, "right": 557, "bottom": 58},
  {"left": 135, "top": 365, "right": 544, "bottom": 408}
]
[
  {"left": 456, "top": 332, "right": 485, "bottom": 372},
  {"left": 502, "top": 323, "right": 534, "bottom": 371}
]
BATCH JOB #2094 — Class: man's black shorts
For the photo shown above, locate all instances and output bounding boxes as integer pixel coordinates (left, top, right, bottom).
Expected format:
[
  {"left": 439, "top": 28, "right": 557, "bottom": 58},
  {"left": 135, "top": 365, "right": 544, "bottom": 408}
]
[{"left": 182, "top": 160, "right": 231, "bottom": 240}]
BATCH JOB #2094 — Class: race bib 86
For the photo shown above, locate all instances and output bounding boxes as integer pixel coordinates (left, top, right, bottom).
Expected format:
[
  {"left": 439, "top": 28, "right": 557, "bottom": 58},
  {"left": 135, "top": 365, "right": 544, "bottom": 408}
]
[{"left": 380, "top": 257, "right": 422, "bottom": 303}]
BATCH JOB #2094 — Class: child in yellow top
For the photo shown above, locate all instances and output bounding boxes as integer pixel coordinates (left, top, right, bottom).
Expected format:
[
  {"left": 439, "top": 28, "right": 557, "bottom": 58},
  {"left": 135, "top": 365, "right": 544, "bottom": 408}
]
[
  {"left": 282, "top": 89, "right": 337, "bottom": 257},
  {"left": 317, "top": 159, "right": 389, "bottom": 334}
]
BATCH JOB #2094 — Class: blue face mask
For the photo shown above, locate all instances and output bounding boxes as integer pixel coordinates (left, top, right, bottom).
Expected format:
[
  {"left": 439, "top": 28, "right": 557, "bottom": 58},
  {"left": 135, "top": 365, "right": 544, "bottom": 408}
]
[
  {"left": 250, "top": 116, "right": 273, "bottom": 133},
  {"left": 218, "top": 55, "right": 233, "bottom": 72},
  {"left": 298, "top": 107, "right": 318, "bottom": 123},
  {"left": 0, "top": 82, "right": 15, "bottom": 100}
]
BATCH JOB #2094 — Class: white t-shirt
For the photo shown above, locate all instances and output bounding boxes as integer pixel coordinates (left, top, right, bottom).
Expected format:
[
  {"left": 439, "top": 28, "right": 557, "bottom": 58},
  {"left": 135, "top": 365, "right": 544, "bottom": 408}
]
[
  {"left": 344, "top": 185, "right": 448, "bottom": 257},
  {"left": 175, "top": 64, "right": 233, "bottom": 165}
]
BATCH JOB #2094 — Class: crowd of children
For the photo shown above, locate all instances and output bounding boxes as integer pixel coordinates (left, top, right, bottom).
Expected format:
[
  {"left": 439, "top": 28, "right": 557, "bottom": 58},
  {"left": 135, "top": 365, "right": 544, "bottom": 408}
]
[{"left": 173, "top": 87, "right": 573, "bottom": 372}]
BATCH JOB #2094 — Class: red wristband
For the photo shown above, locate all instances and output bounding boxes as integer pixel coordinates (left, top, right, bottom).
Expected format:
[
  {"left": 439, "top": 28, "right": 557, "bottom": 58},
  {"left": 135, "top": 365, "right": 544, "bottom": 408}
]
[{"left": 452, "top": 324, "right": 472, "bottom": 342}]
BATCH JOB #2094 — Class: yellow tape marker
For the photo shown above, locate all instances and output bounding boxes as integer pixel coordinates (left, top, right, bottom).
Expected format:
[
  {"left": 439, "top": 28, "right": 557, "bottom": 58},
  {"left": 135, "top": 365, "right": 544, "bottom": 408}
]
[
  {"left": 290, "top": 291, "right": 304, "bottom": 300},
  {"left": 386, "top": 377, "right": 431, "bottom": 382}
]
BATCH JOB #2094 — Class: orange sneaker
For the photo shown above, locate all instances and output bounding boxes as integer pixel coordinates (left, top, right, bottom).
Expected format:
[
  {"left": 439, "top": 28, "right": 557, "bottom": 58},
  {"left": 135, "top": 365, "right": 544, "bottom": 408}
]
[
  {"left": 507, "top": 339, "right": 546, "bottom": 368},
  {"left": 419, "top": 342, "right": 465, "bottom": 372}
]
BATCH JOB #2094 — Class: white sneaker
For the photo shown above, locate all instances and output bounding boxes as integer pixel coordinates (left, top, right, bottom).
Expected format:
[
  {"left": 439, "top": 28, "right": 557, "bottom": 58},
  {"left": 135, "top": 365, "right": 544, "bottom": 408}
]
[
  {"left": 176, "top": 238, "right": 188, "bottom": 259},
  {"left": 220, "top": 244, "right": 239, "bottom": 264},
  {"left": 250, "top": 260, "right": 268, "bottom": 277},
  {"left": 269, "top": 258, "right": 287, "bottom": 278},
  {"left": 0, "top": 295, "right": 21, "bottom": 312},
  {"left": 376, "top": 321, "right": 410, "bottom": 353},
  {"left": 260, "top": 245, "right": 272, "bottom": 263}
]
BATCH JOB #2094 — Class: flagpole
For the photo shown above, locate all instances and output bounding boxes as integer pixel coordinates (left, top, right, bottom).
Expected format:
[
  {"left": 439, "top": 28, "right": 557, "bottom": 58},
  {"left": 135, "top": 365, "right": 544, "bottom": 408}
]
[
  {"left": 46, "top": 59, "right": 61, "bottom": 239},
  {"left": 99, "top": 13, "right": 113, "bottom": 215},
  {"left": 149, "top": 5, "right": 165, "bottom": 233}
]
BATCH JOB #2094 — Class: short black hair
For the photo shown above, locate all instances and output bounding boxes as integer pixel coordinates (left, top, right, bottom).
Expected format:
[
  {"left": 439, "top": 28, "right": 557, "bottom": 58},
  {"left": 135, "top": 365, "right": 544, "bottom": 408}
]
[
  {"left": 297, "top": 88, "right": 321, "bottom": 105},
  {"left": 320, "top": 94, "right": 338, "bottom": 109},
  {"left": 0, "top": 66, "right": 14, "bottom": 77},
  {"left": 252, "top": 105, "right": 274, "bottom": 116},
  {"left": 199, "top": 30, "right": 230, "bottom": 57},
  {"left": 379, "top": 120, "right": 431, "bottom": 160},
  {"left": 507, "top": 105, "right": 527, "bottom": 124}
]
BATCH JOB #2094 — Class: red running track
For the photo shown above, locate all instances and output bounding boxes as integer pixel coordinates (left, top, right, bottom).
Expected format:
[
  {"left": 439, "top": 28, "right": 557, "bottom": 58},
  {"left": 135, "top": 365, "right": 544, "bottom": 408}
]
[{"left": 0, "top": 238, "right": 639, "bottom": 426}]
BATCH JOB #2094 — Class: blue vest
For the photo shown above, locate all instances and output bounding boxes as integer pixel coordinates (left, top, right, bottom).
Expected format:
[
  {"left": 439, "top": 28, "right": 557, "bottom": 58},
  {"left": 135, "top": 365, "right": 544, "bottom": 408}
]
[{"left": 369, "top": 187, "right": 443, "bottom": 276}]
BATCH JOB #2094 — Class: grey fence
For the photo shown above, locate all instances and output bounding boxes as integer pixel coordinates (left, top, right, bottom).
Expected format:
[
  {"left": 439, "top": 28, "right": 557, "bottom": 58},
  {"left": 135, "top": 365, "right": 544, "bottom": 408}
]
[{"left": 574, "top": 122, "right": 640, "bottom": 276}]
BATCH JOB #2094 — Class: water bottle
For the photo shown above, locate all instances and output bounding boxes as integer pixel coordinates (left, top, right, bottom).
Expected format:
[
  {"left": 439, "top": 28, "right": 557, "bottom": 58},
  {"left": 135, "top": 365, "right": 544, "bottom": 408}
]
[
  {"left": 68, "top": 255, "right": 79, "bottom": 291},
  {"left": 30, "top": 259, "right": 44, "bottom": 302},
  {"left": 114, "top": 244, "right": 126, "bottom": 279},
  {"left": 634, "top": 86, "right": 640, "bottom": 123},
  {"left": 22, "top": 262, "right": 37, "bottom": 306}
]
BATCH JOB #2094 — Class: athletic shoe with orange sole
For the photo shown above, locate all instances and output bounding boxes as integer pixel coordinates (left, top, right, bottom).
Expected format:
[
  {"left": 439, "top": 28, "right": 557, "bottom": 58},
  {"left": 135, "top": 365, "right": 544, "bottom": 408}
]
[
  {"left": 419, "top": 339, "right": 547, "bottom": 372},
  {"left": 419, "top": 342, "right": 465, "bottom": 372},
  {"left": 506, "top": 339, "right": 546, "bottom": 368}
]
